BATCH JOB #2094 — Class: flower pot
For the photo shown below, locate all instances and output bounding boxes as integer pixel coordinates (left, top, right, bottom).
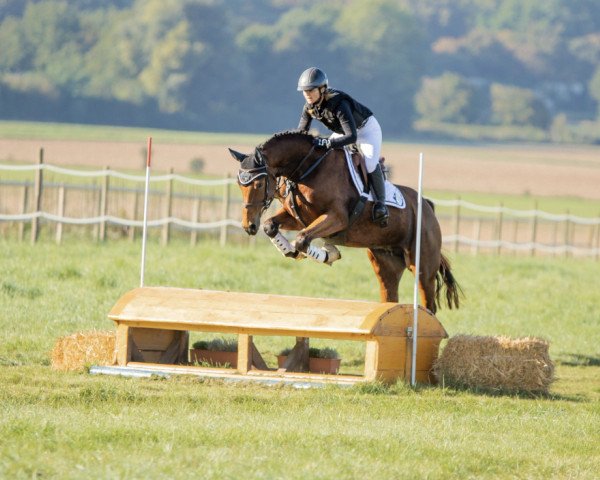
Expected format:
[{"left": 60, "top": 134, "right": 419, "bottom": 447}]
[
  {"left": 277, "top": 355, "right": 288, "bottom": 368},
  {"left": 309, "top": 357, "right": 341, "bottom": 374},
  {"left": 190, "top": 349, "right": 237, "bottom": 368},
  {"left": 277, "top": 355, "right": 340, "bottom": 374}
]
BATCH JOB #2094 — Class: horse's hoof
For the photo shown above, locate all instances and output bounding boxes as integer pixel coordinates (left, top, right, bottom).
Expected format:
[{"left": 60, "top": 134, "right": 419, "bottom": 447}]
[
  {"left": 323, "top": 244, "right": 342, "bottom": 265},
  {"left": 290, "top": 241, "right": 306, "bottom": 260}
]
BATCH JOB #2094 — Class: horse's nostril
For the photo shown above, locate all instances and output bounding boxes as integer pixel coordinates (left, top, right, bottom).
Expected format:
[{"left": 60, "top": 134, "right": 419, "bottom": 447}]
[{"left": 248, "top": 224, "right": 258, "bottom": 235}]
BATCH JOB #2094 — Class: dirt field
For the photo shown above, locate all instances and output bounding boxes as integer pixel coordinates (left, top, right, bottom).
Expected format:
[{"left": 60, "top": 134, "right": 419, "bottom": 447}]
[{"left": 1, "top": 138, "right": 600, "bottom": 199}]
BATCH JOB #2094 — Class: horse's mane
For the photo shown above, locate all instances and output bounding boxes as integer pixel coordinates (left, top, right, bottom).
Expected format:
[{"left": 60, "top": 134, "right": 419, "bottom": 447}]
[{"left": 259, "top": 130, "right": 313, "bottom": 150}]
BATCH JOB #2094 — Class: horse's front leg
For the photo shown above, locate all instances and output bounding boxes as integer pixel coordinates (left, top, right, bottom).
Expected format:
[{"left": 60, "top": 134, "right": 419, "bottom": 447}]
[
  {"left": 295, "top": 212, "right": 347, "bottom": 265},
  {"left": 263, "top": 207, "right": 304, "bottom": 258}
]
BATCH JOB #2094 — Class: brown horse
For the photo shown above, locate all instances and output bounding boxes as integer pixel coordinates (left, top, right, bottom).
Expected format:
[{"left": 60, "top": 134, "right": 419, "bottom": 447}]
[{"left": 229, "top": 130, "right": 460, "bottom": 313}]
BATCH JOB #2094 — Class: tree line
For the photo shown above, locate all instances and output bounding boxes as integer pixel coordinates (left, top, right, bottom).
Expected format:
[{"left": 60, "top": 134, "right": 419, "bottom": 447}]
[{"left": 0, "top": 0, "right": 599, "bottom": 142}]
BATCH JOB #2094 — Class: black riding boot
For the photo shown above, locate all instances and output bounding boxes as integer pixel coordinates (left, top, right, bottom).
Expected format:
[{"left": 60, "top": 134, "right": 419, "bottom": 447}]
[{"left": 367, "top": 164, "right": 389, "bottom": 228}]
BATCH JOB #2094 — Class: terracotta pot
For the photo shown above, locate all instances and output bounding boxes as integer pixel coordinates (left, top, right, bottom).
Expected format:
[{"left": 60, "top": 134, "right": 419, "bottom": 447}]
[
  {"left": 309, "top": 357, "right": 341, "bottom": 375},
  {"left": 277, "top": 355, "right": 288, "bottom": 368},
  {"left": 190, "top": 349, "right": 237, "bottom": 368},
  {"left": 277, "top": 355, "right": 340, "bottom": 374}
]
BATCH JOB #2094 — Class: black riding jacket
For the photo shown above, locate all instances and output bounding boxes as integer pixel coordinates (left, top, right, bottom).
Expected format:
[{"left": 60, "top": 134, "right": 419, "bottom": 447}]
[{"left": 298, "top": 89, "right": 373, "bottom": 149}]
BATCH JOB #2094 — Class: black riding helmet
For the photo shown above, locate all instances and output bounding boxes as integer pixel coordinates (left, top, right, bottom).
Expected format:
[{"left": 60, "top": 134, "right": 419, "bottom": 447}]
[{"left": 297, "top": 67, "right": 328, "bottom": 91}]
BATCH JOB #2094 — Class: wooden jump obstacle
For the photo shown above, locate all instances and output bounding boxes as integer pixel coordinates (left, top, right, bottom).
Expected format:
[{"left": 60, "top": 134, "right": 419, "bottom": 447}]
[{"left": 100, "top": 286, "right": 447, "bottom": 387}]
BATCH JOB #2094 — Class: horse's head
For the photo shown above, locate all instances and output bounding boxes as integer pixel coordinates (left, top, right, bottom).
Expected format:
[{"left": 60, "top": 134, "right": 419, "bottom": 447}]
[
  {"left": 229, "top": 131, "right": 314, "bottom": 234},
  {"left": 229, "top": 147, "right": 276, "bottom": 235}
]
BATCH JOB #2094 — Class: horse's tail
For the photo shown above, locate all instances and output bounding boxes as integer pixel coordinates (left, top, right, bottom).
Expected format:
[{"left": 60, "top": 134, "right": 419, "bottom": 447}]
[
  {"left": 435, "top": 253, "right": 462, "bottom": 310},
  {"left": 425, "top": 197, "right": 435, "bottom": 213}
]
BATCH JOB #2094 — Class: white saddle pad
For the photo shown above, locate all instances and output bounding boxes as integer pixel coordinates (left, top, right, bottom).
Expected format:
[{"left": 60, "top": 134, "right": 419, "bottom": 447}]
[{"left": 344, "top": 149, "right": 406, "bottom": 209}]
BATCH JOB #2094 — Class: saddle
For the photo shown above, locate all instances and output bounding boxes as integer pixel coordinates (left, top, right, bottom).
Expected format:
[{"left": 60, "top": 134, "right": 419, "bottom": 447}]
[{"left": 348, "top": 144, "right": 386, "bottom": 191}]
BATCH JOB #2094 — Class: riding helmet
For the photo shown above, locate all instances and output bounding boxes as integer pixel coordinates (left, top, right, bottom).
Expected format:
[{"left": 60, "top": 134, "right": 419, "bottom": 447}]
[{"left": 297, "top": 67, "right": 328, "bottom": 91}]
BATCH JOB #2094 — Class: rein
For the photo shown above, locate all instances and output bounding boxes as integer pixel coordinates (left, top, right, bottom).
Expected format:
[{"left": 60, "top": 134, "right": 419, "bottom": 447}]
[
  {"left": 287, "top": 146, "right": 332, "bottom": 182},
  {"left": 238, "top": 139, "right": 333, "bottom": 227}
]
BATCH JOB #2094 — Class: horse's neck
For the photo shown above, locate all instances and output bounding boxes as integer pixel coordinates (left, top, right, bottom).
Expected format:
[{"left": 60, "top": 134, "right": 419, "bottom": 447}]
[{"left": 269, "top": 141, "right": 312, "bottom": 178}]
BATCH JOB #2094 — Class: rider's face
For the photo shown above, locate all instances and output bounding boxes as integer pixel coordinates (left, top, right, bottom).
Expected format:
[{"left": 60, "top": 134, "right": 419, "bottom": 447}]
[{"left": 302, "top": 87, "right": 321, "bottom": 105}]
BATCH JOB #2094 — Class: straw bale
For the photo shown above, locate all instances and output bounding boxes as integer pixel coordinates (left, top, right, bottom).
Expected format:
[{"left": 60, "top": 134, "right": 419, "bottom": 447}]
[
  {"left": 51, "top": 331, "right": 116, "bottom": 371},
  {"left": 433, "top": 334, "right": 554, "bottom": 394}
]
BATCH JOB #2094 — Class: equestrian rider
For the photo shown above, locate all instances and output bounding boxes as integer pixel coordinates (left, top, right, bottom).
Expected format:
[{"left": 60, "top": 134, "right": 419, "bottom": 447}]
[{"left": 296, "top": 67, "right": 389, "bottom": 227}]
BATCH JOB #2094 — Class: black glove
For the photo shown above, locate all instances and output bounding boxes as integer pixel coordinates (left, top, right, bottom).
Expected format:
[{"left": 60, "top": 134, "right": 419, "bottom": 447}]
[{"left": 313, "top": 137, "right": 331, "bottom": 149}]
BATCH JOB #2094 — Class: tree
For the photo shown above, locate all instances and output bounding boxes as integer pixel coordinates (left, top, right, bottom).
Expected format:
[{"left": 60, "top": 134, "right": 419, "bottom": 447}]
[
  {"left": 490, "top": 83, "right": 550, "bottom": 128},
  {"left": 415, "top": 72, "right": 485, "bottom": 123},
  {"left": 589, "top": 67, "right": 600, "bottom": 119},
  {"left": 334, "top": 0, "right": 427, "bottom": 132}
]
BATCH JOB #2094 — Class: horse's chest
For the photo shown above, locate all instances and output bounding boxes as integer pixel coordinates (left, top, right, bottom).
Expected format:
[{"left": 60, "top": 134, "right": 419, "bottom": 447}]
[{"left": 284, "top": 186, "right": 319, "bottom": 222}]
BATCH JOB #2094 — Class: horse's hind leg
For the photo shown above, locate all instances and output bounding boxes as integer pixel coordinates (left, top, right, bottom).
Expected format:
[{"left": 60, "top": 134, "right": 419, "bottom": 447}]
[
  {"left": 417, "top": 270, "right": 438, "bottom": 314},
  {"left": 407, "top": 251, "right": 440, "bottom": 313},
  {"left": 367, "top": 248, "right": 406, "bottom": 302}
]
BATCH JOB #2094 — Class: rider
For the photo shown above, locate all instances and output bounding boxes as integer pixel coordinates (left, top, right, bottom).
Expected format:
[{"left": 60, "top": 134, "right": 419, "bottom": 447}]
[{"left": 296, "top": 67, "right": 389, "bottom": 227}]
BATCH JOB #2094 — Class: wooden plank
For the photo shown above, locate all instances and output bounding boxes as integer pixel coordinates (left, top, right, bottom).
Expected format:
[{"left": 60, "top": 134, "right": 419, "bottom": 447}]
[
  {"left": 363, "top": 337, "right": 406, "bottom": 383},
  {"left": 114, "top": 362, "right": 366, "bottom": 386},
  {"left": 368, "top": 305, "right": 448, "bottom": 338},
  {"left": 55, "top": 185, "right": 65, "bottom": 245},
  {"left": 30, "top": 148, "right": 43, "bottom": 244},
  {"left": 115, "top": 323, "right": 130, "bottom": 366},
  {"left": 237, "top": 334, "right": 252, "bottom": 374},
  {"left": 130, "top": 328, "right": 176, "bottom": 350},
  {"left": 110, "top": 287, "right": 386, "bottom": 319},
  {"left": 109, "top": 287, "right": 393, "bottom": 335},
  {"left": 113, "top": 319, "right": 372, "bottom": 341}
]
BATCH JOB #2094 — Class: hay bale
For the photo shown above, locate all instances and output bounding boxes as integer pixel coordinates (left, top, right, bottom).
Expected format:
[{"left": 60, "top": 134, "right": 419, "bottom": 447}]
[
  {"left": 433, "top": 335, "right": 554, "bottom": 394},
  {"left": 51, "top": 331, "right": 116, "bottom": 372}
]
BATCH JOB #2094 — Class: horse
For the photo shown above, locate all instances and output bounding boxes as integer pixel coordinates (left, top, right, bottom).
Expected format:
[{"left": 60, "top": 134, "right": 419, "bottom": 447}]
[{"left": 229, "top": 130, "right": 461, "bottom": 313}]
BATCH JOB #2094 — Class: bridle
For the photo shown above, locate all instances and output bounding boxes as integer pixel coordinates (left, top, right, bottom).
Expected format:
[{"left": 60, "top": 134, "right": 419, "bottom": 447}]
[
  {"left": 237, "top": 148, "right": 276, "bottom": 211},
  {"left": 236, "top": 142, "right": 331, "bottom": 217}
]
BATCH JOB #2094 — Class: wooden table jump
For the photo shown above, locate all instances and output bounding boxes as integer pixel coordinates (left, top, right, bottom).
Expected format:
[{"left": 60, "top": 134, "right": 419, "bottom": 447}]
[{"left": 108, "top": 286, "right": 448, "bottom": 385}]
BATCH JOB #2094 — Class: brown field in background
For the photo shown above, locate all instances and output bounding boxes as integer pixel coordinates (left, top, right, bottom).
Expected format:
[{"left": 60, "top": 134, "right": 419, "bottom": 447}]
[{"left": 1, "top": 138, "right": 600, "bottom": 199}]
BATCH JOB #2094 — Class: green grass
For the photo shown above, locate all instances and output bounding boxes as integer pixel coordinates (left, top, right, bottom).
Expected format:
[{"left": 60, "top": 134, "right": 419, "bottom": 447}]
[
  {"left": 0, "top": 120, "right": 266, "bottom": 144},
  {"left": 0, "top": 238, "right": 599, "bottom": 478}
]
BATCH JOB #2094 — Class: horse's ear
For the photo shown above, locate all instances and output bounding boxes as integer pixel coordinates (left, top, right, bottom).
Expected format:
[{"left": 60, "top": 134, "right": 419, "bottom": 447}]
[{"left": 228, "top": 148, "right": 247, "bottom": 163}]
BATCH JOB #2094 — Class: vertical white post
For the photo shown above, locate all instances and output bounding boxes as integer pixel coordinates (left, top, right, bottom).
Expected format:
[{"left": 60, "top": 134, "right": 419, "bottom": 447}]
[
  {"left": 411, "top": 152, "right": 424, "bottom": 387},
  {"left": 140, "top": 137, "right": 152, "bottom": 287}
]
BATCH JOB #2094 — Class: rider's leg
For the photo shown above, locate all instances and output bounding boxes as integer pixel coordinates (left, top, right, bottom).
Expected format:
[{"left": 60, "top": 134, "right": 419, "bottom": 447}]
[
  {"left": 358, "top": 117, "right": 389, "bottom": 227},
  {"left": 367, "top": 164, "right": 389, "bottom": 227}
]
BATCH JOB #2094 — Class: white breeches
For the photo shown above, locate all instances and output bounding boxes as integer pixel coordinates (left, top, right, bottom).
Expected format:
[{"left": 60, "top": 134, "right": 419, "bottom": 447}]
[{"left": 329, "top": 116, "right": 382, "bottom": 173}]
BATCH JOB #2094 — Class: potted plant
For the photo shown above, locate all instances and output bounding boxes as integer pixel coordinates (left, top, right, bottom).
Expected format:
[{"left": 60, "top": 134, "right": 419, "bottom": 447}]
[
  {"left": 190, "top": 337, "right": 238, "bottom": 368},
  {"left": 276, "top": 346, "right": 341, "bottom": 374}
]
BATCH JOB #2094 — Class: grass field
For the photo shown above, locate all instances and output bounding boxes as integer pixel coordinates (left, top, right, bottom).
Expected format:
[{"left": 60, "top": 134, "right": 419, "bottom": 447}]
[
  {"left": 1, "top": 238, "right": 599, "bottom": 479},
  {"left": 0, "top": 120, "right": 265, "bottom": 145}
]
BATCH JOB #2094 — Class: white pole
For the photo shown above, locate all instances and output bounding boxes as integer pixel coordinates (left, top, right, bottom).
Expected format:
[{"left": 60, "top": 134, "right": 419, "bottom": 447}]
[
  {"left": 140, "top": 137, "right": 152, "bottom": 287},
  {"left": 411, "top": 152, "right": 424, "bottom": 386}
]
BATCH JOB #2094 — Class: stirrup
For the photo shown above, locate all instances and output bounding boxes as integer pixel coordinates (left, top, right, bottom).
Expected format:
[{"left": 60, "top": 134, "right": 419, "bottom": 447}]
[{"left": 372, "top": 203, "right": 389, "bottom": 228}]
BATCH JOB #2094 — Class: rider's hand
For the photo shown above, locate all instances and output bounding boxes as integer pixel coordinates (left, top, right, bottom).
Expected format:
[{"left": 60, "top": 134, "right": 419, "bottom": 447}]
[{"left": 313, "top": 137, "right": 331, "bottom": 149}]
